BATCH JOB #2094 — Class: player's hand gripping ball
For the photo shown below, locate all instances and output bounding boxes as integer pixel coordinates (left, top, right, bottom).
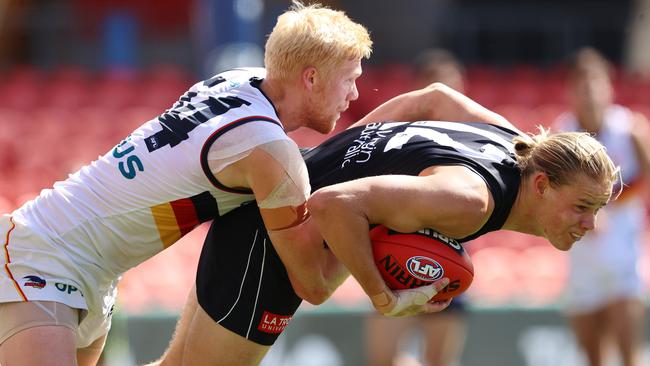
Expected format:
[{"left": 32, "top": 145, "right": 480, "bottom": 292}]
[{"left": 370, "top": 225, "right": 474, "bottom": 302}]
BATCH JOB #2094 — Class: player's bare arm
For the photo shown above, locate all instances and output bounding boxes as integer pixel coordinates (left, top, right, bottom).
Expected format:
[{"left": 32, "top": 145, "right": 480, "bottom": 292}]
[
  {"left": 351, "top": 82, "right": 522, "bottom": 134},
  {"left": 307, "top": 165, "right": 493, "bottom": 315},
  {"left": 215, "top": 144, "right": 348, "bottom": 304}
]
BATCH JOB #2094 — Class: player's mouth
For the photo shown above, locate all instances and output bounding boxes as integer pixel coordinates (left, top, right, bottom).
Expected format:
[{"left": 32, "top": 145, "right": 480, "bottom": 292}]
[{"left": 570, "top": 232, "right": 583, "bottom": 242}]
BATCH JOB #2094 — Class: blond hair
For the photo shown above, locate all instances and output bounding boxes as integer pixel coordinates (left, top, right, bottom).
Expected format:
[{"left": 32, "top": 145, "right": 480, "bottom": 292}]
[
  {"left": 513, "top": 127, "right": 620, "bottom": 194},
  {"left": 264, "top": 1, "right": 372, "bottom": 80}
]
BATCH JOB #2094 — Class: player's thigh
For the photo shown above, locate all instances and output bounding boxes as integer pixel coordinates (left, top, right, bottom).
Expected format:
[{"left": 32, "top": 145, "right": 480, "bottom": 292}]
[
  {"left": 0, "top": 301, "right": 79, "bottom": 366},
  {"left": 183, "top": 304, "right": 270, "bottom": 366},
  {"left": 77, "top": 332, "right": 107, "bottom": 366},
  {"left": 196, "top": 202, "right": 303, "bottom": 346},
  {"left": 156, "top": 285, "right": 200, "bottom": 366}
]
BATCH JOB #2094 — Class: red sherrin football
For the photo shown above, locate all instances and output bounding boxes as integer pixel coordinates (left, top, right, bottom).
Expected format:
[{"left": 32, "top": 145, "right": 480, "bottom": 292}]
[{"left": 370, "top": 225, "right": 474, "bottom": 302}]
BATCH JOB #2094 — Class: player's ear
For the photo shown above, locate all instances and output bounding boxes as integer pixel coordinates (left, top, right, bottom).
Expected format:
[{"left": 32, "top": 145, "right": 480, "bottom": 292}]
[
  {"left": 302, "top": 67, "right": 317, "bottom": 91},
  {"left": 532, "top": 172, "right": 550, "bottom": 197}
]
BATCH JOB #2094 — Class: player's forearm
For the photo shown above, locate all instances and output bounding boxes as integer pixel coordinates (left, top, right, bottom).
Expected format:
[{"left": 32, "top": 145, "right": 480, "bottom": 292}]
[
  {"left": 350, "top": 83, "right": 518, "bottom": 133},
  {"left": 422, "top": 83, "right": 521, "bottom": 132},
  {"left": 307, "top": 188, "right": 391, "bottom": 299},
  {"left": 267, "top": 219, "right": 334, "bottom": 304},
  {"left": 286, "top": 249, "right": 349, "bottom": 304},
  {"left": 321, "top": 249, "right": 350, "bottom": 293}
]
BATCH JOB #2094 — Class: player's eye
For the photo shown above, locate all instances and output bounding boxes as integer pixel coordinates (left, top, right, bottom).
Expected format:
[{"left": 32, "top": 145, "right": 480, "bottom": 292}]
[{"left": 575, "top": 205, "right": 587, "bottom": 213}]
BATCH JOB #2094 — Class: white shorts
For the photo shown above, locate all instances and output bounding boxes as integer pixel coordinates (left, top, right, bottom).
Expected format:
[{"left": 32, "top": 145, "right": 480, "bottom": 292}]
[
  {"left": 563, "top": 200, "right": 646, "bottom": 315},
  {"left": 0, "top": 214, "right": 116, "bottom": 348}
]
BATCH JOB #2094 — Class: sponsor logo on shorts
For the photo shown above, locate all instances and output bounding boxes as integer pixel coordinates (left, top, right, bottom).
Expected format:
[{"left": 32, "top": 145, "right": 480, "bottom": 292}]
[
  {"left": 406, "top": 256, "right": 444, "bottom": 281},
  {"left": 55, "top": 282, "right": 84, "bottom": 297},
  {"left": 22, "top": 275, "right": 46, "bottom": 289},
  {"left": 257, "top": 311, "right": 292, "bottom": 334}
]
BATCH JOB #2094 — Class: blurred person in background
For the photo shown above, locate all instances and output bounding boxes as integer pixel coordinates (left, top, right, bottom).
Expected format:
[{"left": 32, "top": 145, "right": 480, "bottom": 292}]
[
  {"left": 0, "top": 0, "right": 30, "bottom": 68},
  {"left": 365, "top": 48, "right": 471, "bottom": 366},
  {"left": 555, "top": 46, "right": 650, "bottom": 366},
  {"left": 0, "top": 2, "right": 373, "bottom": 365},
  {"left": 625, "top": 0, "right": 650, "bottom": 77}
]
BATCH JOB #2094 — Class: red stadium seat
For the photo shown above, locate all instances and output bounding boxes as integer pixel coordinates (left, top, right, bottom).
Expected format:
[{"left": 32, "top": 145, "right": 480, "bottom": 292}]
[
  {"left": 537, "top": 80, "right": 568, "bottom": 105},
  {"left": 546, "top": 64, "right": 569, "bottom": 82},
  {"left": 465, "top": 65, "right": 501, "bottom": 85},
  {"left": 616, "top": 77, "right": 650, "bottom": 106},
  {"left": 140, "top": 63, "right": 193, "bottom": 86},
  {"left": 465, "top": 81, "right": 501, "bottom": 109},
  {"left": 501, "top": 80, "right": 542, "bottom": 108},
  {"left": 137, "top": 85, "right": 184, "bottom": 110},
  {"left": 27, "top": 108, "right": 77, "bottom": 139},
  {"left": 532, "top": 103, "right": 567, "bottom": 129},
  {"left": 466, "top": 246, "right": 520, "bottom": 305},
  {"left": 49, "top": 65, "right": 93, "bottom": 84},
  {"left": 0, "top": 80, "right": 41, "bottom": 111},
  {"left": 117, "top": 106, "right": 159, "bottom": 137},
  {"left": 90, "top": 75, "right": 139, "bottom": 110},
  {"left": 0, "top": 109, "right": 24, "bottom": 173},
  {"left": 348, "top": 64, "right": 417, "bottom": 119},
  {"left": 629, "top": 104, "right": 650, "bottom": 122},
  {"left": 510, "top": 64, "right": 545, "bottom": 83},
  {"left": 0, "top": 194, "right": 15, "bottom": 214},
  {"left": 492, "top": 104, "right": 537, "bottom": 133},
  {"left": 13, "top": 190, "right": 41, "bottom": 209},
  {"left": 5, "top": 65, "right": 45, "bottom": 85},
  {"left": 42, "top": 79, "right": 92, "bottom": 110},
  {"left": 514, "top": 245, "right": 568, "bottom": 306}
]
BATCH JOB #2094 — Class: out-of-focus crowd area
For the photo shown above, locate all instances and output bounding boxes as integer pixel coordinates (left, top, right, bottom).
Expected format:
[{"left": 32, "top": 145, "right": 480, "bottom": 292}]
[{"left": 1, "top": 0, "right": 650, "bottom": 315}]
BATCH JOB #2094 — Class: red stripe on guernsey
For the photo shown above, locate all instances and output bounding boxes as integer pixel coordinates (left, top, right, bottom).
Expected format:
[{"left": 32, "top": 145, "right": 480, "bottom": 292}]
[
  {"left": 3, "top": 216, "right": 27, "bottom": 301},
  {"left": 151, "top": 192, "right": 218, "bottom": 248},
  {"left": 170, "top": 198, "right": 200, "bottom": 236},
  {"left": 200, "top": 116, "right": 283, "bottom": 193}
]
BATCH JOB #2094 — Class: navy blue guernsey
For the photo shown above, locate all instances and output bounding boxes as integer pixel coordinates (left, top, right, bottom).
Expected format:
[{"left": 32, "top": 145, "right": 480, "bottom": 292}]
[{"left": 302, "top": 121, "right": 521, "bottom": 242}]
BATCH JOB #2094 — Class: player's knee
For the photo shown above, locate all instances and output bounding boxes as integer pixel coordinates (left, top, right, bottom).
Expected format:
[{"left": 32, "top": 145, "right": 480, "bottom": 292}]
[
  {"left": 306, "top": 187, "right": 338, "bottom": 216},
  {"left": 297, "top": 286, "right": 330, "bottom": 305}
]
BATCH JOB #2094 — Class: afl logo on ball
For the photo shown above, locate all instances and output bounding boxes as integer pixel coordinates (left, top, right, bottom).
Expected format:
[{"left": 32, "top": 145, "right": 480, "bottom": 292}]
[{"left": 406, "top": 256, "right": 444, "bottom": 281}]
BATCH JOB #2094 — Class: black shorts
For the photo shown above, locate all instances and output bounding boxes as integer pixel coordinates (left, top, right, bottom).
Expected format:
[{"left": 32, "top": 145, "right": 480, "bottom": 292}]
[{"left": 196, "top": 202, "right": 303, "bottom": 346}]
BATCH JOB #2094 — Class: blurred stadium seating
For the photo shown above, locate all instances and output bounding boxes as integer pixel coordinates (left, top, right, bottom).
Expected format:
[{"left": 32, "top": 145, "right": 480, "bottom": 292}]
[{"left": 1, "top": 63, "right": 649, "bottom": 315}]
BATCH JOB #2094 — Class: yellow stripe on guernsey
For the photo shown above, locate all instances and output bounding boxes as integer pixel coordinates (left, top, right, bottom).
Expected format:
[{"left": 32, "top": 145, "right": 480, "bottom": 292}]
[
  {"left": 151, "top": 192, "right": 218, "bottom": 248},
  {"left": 151, "top": 203, "right": 182, "bottom": 248}
]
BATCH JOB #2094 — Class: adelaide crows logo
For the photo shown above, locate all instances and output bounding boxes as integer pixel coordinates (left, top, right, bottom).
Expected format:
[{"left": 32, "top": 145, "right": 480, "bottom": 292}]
[{"left": 23, "top": 275, "right": 46, "bottom": 289}]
